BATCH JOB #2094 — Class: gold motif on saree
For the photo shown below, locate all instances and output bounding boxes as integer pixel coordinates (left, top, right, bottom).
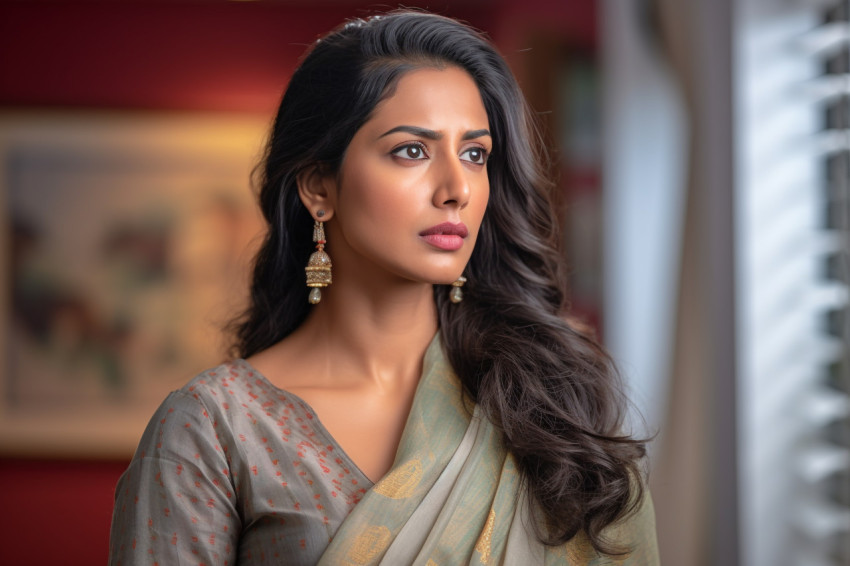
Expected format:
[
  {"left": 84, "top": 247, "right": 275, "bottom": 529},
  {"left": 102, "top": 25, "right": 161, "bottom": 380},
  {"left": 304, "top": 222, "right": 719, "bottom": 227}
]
[
  {"left": 345, "top": 525, "right": 391, "bottom": 565},
  {"left": 373, "top": 458, "right": 423, "bottom": 499},
  {"left": 560, "top": 531, "right": 596, "bottom": 563},
  {"left": 474, "top": 508, "right": 496, "bottom": 564}
]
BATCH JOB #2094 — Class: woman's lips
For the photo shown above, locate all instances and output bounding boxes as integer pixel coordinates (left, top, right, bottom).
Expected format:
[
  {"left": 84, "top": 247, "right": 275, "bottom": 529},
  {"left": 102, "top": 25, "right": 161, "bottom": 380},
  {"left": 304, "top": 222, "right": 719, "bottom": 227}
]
[{"left": 419, "top": 222, "right": 469, "bottom": 251}]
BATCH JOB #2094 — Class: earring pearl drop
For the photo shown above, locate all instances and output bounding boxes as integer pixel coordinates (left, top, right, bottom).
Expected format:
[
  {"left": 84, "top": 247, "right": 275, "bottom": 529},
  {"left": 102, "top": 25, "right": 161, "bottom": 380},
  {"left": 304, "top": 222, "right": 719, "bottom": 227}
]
[{"left": 450, "top": 276, "right": 467, "bottom": 303}]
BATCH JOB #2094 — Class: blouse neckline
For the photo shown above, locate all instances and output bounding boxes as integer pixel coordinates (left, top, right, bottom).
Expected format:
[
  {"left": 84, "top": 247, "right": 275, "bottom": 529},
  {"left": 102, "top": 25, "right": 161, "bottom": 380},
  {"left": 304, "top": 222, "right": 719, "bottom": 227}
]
[{"left": 231, "top": 357, "right": 376, "bottom": 487}]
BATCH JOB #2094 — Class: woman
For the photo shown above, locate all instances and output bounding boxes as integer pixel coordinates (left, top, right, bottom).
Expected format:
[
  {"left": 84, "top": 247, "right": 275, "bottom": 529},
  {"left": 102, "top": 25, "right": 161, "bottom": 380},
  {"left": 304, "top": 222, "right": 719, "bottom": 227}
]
[{"left": 109, "top": 11, "right": 658, "bottom": 565}]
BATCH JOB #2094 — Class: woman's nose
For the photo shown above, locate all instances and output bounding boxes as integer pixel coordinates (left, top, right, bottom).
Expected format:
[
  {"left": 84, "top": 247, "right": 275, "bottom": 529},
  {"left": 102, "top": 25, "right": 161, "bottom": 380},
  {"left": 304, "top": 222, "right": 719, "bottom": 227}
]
[{"left": 432, "top": 156, "right": 471, "bottom": 209}]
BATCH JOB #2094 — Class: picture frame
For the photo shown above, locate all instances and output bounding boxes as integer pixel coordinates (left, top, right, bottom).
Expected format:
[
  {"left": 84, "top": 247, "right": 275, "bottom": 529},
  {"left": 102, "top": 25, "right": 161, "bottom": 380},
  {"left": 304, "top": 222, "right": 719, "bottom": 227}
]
[{"left": 0, "top": 112, "right": 268, "bottom": 458}]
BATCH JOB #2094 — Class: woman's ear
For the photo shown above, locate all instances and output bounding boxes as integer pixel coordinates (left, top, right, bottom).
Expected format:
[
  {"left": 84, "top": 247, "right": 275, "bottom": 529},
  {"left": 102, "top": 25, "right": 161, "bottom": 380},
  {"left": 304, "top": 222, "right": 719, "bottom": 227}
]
[{"left": 297, "top": 165, "right": 336, "bottom": 221}]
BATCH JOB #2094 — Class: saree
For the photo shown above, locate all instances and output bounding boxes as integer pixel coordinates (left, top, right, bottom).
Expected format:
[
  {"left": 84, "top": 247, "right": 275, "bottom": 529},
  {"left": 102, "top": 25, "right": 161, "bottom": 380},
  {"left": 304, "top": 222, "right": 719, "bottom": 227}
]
[{"left": 318, "top": 335, "right": 660, "bottom": 565}]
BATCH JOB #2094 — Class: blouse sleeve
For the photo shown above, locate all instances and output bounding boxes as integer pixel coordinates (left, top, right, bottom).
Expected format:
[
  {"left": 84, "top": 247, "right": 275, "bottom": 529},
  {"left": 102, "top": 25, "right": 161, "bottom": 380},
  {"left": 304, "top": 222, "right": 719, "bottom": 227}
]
[{"left": 108, "top": 390, "right": 241, "bottom": 566}]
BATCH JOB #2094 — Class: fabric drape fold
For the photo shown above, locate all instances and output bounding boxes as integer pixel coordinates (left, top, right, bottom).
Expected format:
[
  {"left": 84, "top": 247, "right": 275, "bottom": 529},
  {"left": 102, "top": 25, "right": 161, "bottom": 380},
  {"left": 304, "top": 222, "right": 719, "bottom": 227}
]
[{"left": 318, "top": 335, "right": 659, "bottom": 565}]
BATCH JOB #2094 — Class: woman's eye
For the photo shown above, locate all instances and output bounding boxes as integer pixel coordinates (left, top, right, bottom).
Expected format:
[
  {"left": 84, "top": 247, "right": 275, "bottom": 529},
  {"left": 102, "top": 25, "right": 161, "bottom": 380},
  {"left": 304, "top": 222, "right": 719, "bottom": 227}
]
[
  {"left": 391, "top": 143, "right": 428, "bottom": 160},
  {"left": 461, "top": 147, "right": 488, "bottom": 165}
]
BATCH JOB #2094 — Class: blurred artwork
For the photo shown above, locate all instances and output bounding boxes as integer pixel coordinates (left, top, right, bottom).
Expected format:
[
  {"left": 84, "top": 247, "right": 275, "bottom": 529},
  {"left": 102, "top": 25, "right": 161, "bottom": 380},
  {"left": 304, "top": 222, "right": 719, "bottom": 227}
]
[{"left": 0, "top": 113, "right": 267, "bottom": 456}]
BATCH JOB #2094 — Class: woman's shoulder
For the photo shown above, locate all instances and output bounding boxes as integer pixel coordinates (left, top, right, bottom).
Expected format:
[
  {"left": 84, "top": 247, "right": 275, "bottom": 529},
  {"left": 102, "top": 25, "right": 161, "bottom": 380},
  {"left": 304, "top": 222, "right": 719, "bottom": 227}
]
[
  {"left": 180, "top": 358, "right": 249, "bottom": 389},
  {"left": 175, "top": 358, "right": 279, "bottom": 407},
  {"left": 132, "top": 358, "right": 318, "bottom": 462},
  {"left": 138, "top": 359, "right": 292, "bottom": 437},
  {"left": 164, "top": 357, "right": 319, "bottom": 433}
]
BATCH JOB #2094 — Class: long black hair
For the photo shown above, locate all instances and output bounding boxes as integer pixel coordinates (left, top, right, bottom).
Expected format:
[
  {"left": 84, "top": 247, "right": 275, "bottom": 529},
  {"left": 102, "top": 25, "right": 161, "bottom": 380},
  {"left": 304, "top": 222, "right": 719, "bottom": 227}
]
[{"left": 231, "top": 10, "right": 647, "bottom": 556}]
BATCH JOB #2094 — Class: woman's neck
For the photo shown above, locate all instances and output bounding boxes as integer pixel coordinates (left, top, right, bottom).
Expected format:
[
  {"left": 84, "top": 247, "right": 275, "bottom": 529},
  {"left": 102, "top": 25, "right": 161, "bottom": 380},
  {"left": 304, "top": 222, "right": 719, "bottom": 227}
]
[{"left": 284, "top": 277, "right": 439, "bottom": 393}]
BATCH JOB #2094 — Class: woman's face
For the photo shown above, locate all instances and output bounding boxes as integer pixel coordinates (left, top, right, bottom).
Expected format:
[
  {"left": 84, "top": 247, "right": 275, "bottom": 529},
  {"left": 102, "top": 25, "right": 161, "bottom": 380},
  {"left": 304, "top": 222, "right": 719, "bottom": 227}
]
[{"left": 325, "top": 65, "right": 491, "bottom": 287}]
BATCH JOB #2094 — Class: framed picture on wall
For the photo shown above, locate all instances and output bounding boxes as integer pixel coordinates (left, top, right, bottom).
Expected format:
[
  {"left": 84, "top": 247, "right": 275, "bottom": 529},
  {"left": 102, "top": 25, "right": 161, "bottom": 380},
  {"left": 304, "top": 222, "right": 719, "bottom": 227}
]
[{"left": 0, "top": 112, "right": 268, "bottom": 458}]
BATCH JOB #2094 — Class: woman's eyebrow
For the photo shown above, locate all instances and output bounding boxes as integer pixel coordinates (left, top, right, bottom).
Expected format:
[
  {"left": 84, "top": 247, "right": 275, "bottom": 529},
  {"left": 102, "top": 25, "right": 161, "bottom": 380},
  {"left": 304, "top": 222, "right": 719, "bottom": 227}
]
[
  {"left": 380, "top": 125, "right": 442, "bottom": 139},
  {"left": 379, "top": 126, "right": 491, "bottom": 141},
  {"left": 462, "top": 129, "right": 491, "bottom": 140}
]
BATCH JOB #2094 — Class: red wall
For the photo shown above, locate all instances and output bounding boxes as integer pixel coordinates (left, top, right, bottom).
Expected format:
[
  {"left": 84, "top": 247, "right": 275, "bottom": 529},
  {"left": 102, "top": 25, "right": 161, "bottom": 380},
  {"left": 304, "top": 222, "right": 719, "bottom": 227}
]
[
  {"left": 0, "top": 1, "right": 594, "bottom": 564},
  {"left": 0, "top": 458, "right": 129, "bottom": 565},
  {"left": 0, "top": 0, "right": 501, "bottom": 113}
]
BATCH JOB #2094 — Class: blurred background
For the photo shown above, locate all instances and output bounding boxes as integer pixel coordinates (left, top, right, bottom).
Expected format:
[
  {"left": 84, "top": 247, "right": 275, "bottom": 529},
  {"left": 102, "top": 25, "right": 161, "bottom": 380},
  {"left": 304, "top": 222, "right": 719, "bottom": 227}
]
[{"left": 0, "top": 0, "right": 847, "bottom": 564}]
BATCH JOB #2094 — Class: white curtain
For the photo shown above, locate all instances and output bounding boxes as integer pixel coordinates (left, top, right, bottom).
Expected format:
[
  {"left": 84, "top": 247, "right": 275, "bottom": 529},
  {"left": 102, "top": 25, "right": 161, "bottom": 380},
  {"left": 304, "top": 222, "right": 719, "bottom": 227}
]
[{"left": 603, "top": 0, "right": 737, "bottom": 563}]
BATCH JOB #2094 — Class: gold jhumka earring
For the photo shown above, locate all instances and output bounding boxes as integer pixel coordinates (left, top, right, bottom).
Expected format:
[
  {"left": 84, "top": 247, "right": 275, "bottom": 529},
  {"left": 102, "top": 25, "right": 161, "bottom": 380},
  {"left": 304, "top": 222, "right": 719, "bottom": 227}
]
[
  {"left": 305, "top": 212, "right": 332, "bottom": 304},
  {"left": 450, "top": 276, "right": 467, "bottom": 303}
]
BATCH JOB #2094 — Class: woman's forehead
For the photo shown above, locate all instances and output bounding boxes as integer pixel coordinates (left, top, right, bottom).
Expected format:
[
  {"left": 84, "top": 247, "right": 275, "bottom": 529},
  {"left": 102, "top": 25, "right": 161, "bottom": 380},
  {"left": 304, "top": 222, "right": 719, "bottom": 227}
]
[{"left": 360, "top": 67, "right": 490, "bottom": 136}]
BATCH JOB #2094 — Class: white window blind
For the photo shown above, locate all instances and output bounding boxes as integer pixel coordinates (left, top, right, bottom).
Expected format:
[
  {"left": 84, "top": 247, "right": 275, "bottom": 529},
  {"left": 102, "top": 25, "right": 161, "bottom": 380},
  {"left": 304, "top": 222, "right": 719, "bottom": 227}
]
[
  {"left": 817, "top": 4, "right": 850, "bottom": 564},
  {"left": 738, "top": 1, "right": 850, "bottom": 565}
]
